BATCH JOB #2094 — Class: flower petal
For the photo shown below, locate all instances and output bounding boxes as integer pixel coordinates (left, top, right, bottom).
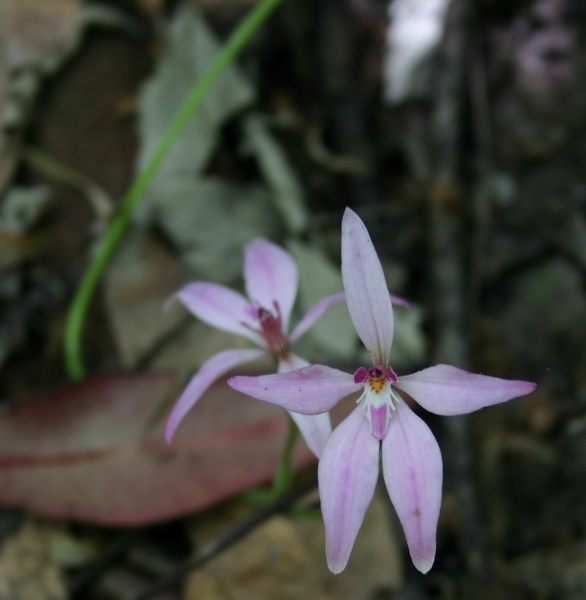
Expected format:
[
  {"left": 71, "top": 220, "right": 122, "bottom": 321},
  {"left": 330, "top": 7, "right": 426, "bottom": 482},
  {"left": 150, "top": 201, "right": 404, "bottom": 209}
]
[
  {"left": 382, "top": 403, "right": 442, "bottom": 574},
  {"left": 341, "top": 208, "right": 394, "bottom": 365},
  {"left": 289, "top": 292, "right": 346, "bottom": 342},
  {"left": 396, "top": 364, "right": 537, "bottom": 416},
  {"left": 318, "top": 406, "right": 380, "bottom": 574},
  {"left": 228, "top": 365, "right": 360, "bottom": 414},
  {"left": 279, "top": 354, "right": 332, "bottom": 457},
  {"left": 176, "top": 282, "right": 263, "bottom": 345},
  {"left": 165, "top": 348, "right": 267, "bottom": 443},
  {"left": 244, "top": 239, "right": 298, "bottom": 331}
]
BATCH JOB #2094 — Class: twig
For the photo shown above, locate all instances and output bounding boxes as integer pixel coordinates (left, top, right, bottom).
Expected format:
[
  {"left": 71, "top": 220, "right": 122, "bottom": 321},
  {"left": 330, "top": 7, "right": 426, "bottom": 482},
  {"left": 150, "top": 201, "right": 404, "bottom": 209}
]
[{"left": 131, "top": 476, "right": 317, "bottom": 600}]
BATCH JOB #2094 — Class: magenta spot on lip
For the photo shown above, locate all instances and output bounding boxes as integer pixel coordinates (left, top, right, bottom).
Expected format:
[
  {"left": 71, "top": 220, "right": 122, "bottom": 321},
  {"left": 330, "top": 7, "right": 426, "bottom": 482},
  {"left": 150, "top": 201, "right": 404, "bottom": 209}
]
[
  {"left": 370, "top": 404, "right": 388, "bottom": 440},
  {"left": 368, "top": 366, "right": 385, "bottom": 379},
  {"left": 386, "top": 366, "right": 398, "bottom": 382},
  {"left": 354, "top": 366, "right": 369, "bottom": 383}
]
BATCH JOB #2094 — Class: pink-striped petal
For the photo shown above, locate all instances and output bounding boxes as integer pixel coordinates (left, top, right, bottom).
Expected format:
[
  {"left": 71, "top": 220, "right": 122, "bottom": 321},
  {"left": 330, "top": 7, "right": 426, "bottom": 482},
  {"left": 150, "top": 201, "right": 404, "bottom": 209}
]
[
  {"left": 228, "top": 365, "right": 360, "bottom": 415},
  {"left": 165, "top": 348, "right": 267, "bottom": 443},
  {"left": 289, "top": 292, "right": 346, "bottom": 343},
  {"left": 176, "top": 282, "right": 263, "bottom": 345},
  {"left": 341, "top": 208, "right": 394, "bottom": 365},
  {"left": 244, "top": 239, "right": 298, "bottom": 331},
  {"left": 382, "top": 403, "right": 442, "bottom": 574},
  {"left": 396, "top": 364, "right": 537, "bottom": 416},
  {"left": 279, "top": 354, "right": 332, "bottom": 457},
  {"left": 318, "top": 406, "right": 380, "bottom": 574}
]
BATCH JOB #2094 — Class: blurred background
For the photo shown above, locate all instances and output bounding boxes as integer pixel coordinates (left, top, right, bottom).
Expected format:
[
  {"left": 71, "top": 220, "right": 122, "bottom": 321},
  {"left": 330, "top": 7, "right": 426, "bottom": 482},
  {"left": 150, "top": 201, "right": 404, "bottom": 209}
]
[{"left": 0, "top": 0, "right": 585, "bottom": 598}]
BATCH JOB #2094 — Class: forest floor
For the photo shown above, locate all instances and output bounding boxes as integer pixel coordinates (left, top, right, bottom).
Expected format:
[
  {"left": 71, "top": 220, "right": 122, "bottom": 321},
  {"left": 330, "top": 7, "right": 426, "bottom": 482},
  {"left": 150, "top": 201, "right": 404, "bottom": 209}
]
[{"left": 1, "top": 1, "right": 585, "bottom": 599}]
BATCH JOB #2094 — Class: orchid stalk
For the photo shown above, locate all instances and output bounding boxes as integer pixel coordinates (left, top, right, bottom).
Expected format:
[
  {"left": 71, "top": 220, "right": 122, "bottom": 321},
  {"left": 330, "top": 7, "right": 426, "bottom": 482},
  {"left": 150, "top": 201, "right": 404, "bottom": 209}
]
[{"left": 229, "top": 208, "right": 536, "bottom": 574}]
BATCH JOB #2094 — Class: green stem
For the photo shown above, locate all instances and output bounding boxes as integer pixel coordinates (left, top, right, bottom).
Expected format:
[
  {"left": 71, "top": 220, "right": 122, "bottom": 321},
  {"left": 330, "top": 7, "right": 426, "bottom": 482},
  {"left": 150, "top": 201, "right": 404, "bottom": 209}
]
[
  {"left": 272, "top": 414, "right": 299, "bottom": 495},
  {"left": 64, "top": 0, "right": 285, "bottom": 380},
  {"left": 242, "top": 415, "right": 299, "bottom": 505}
]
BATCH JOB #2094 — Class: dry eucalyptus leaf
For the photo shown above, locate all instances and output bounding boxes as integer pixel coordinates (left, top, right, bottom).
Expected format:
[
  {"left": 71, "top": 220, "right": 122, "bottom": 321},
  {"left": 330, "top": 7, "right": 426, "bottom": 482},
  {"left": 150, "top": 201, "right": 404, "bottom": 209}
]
[
  {"left": 154, "top": 177, "right": 280, "bottom": 282},
  {"left": 136, "top": 3, "right": 255, "bottom": 217}
]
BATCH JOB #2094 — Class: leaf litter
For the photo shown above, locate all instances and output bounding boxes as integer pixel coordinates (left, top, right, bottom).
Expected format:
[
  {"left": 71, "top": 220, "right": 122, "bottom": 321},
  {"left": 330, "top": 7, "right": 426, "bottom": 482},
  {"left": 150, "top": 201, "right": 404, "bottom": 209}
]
[{"left": 1, "top": 1, "right": 584, "bottom": 598}]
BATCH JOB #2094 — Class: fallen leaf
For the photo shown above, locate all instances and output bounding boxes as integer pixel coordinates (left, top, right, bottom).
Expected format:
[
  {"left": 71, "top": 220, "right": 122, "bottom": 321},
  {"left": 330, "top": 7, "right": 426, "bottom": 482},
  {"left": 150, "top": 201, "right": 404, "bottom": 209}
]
[
  {"left": 104, "top": 229, "right": 185, "bottom": 367},
  {"left": 154, "top": 178, "right": 280, "bottom": 283},
  {"left": 135, "top": 4, "right": 255, "bottom": 209},
  {"left": 242, "top": 114, "right": 309, "bottom": 234},
  {"left": 185, "top": 489, "right": 403, "bottom": 599},
  {"left": 0, "top": 373, "right": 313, "bottom": 524}
]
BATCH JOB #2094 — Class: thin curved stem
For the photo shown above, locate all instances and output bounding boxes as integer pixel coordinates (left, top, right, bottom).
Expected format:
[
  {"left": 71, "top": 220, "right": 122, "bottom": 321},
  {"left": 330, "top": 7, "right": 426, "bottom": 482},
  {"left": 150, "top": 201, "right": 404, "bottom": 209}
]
[
  {"left": 242, "top": 414, "right": 299, "bottom": 505},
  {"left": 64, "top": 0, "right": 285, "bottom": 380}
]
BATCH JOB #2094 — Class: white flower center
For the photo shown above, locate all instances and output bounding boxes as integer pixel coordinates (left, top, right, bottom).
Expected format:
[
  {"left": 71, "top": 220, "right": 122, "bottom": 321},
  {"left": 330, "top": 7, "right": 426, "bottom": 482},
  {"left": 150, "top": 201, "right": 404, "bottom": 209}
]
[{"left": 354, "top": 365, "right": 402, "bottom": 440}]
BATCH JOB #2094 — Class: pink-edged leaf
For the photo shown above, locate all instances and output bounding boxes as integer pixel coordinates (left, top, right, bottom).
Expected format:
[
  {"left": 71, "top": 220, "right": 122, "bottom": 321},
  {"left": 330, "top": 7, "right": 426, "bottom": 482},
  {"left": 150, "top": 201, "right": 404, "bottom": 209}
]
[
  {"left": 175, "top": 282, "right": 263, "bottom": 345},
  {"left": 229, "top": 365, "right": 361, "bottom": 415},
  {"left": 382, "top": 403, "right": 442, "bottom": 574},
  {"left": 396, "top": 364, "right": 537, "bottom": 416},
  {"left": 0, "top": 373, "right": 313, "bottom": 525},
  {"left": 244, "top": 239, "right": 298, "bottom": 332},
  {"left": 318, "top": 406, "right": 380, "bottom": 574},
  {"left": 341, "top": 208, "right": 394, "bottom": 366}
]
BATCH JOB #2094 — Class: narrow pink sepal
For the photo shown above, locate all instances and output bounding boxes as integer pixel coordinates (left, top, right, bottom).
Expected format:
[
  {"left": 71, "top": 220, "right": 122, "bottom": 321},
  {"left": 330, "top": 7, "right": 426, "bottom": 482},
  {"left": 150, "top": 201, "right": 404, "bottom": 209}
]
[
  {"left": 228, "top": 365, "right": 360, "bottom": 415},
  {"left": 390, "top": 294, "right": 411, "bottom": 308},
  {"left": 244, "top": 239, "right": 298, "bottom": 332},
  {"left": 176, "top": 282, "right": 263, "bottom": 345},
  {"left": 279, "top": 354, "right": 332, "bottom": 457},
  {"left": 341, "top": 208, "right": 394, "bottom": 366},
  {"left": 165, "top": 348, "right": 267, "bottom": 443},
  {"left": 289, "top": 292, "right": 345, "bottom": 343},
  {"left": 382, "top": 404, "right": 442, "bottom": 574},
  {"left": 290, "top": 291, "right": 409, "bottom": 343},
  {"left": 396, "top": 365, "right": 537, "bottom": 416},
  {"left": 319, "top": 406, "right": 380, "bottom": 574}
]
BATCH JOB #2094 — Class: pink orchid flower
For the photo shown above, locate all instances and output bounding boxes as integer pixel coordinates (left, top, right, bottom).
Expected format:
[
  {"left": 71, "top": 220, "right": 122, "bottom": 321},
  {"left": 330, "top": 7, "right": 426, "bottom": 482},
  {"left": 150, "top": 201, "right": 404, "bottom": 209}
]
[
  {"left": 228, "top": 208, "right": 536, "bottom": 574},
  {"left": 165, "top": 238, "right": 354, "bottom": 457}
]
